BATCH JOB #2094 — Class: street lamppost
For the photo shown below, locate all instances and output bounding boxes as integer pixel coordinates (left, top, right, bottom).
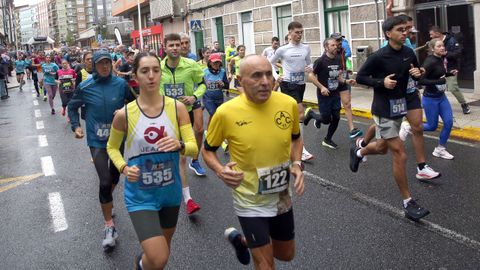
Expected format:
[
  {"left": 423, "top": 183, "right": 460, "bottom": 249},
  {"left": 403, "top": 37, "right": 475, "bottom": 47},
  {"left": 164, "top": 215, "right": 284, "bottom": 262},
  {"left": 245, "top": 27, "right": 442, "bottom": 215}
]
[{"left": 137, "top": 0, "right": 143, "bottom": 50}]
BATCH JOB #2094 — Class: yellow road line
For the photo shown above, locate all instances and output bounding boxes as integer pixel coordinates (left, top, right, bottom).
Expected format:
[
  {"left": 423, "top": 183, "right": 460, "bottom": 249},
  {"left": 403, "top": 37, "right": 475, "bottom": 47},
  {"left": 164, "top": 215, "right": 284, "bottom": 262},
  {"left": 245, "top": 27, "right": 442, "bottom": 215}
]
[{"left": 0, "top": 173, "right": 43, "bottom": 193}]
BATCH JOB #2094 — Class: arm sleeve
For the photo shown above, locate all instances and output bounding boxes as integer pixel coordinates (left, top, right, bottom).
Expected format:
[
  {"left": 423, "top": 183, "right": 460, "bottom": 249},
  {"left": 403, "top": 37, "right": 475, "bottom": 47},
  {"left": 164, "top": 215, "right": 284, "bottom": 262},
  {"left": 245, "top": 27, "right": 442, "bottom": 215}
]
[
  {"left": 107, "top": 127, "right": 127, "bottom": 172},
  {"left": 356, "top": 54, "right": 384, "bottom": 88},
  {"left": 179, "top": 124, "right": 198, "bottom": 157},
  {"left": 419, "top": 60, "right": 446, "bottom": 85},
  {"left": 67, "top": 86, "right": 85, "bottom": 131},
  {"left": 193, "top": 64, "right": 207, "bottom": 98}
]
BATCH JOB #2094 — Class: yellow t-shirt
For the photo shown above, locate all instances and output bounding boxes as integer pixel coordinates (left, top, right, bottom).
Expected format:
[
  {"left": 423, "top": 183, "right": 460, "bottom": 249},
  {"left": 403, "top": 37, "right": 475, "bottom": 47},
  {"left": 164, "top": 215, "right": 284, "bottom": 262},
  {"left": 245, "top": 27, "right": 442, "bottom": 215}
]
[{"left": 206, "top": 91, "right": 300, "bottom": 217}]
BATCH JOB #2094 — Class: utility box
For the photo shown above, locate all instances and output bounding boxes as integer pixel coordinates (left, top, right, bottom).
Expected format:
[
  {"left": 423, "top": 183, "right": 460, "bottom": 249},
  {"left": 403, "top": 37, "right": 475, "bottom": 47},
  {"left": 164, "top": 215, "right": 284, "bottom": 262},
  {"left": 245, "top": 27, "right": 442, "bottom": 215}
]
[{"left": 355, "top": 45, "right": 372, "bottom": 71}]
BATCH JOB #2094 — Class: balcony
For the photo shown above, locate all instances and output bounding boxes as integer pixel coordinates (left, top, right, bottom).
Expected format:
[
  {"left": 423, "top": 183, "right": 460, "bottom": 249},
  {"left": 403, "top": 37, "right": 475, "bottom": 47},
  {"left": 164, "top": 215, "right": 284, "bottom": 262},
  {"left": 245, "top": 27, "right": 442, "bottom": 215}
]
[
  {"left": 112, "top": 0, "right": 148, "bottom": 17},
  {"left": 150, "top": 0, "right": 173, "bottom": 20}
]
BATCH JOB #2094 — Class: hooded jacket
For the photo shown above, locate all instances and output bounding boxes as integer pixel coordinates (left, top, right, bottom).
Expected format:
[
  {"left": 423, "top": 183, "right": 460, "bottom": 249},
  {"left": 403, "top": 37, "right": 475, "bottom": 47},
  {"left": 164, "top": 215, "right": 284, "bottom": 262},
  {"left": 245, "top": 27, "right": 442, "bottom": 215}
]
[
  {"left": 443, "top": 32, "right": 463, "bottom": 70},
  {"left": 68, "top": 50, "right": 135, "bottom": 148}
]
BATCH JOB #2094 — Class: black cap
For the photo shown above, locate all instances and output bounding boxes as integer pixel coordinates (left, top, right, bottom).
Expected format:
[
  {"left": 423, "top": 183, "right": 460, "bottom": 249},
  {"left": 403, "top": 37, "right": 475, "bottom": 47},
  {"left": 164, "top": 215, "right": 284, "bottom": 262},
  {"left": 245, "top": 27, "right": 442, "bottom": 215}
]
[{"left": 330, "top": 33, "right": 345, "bottom": 40}]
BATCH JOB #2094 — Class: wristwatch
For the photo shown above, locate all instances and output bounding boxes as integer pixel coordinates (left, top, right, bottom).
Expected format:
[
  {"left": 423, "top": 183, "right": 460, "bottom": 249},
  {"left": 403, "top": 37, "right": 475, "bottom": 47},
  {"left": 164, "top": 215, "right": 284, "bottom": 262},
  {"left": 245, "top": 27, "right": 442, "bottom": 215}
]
[{"left": 292, "top": 160, "right": 304, "bottom": 171}]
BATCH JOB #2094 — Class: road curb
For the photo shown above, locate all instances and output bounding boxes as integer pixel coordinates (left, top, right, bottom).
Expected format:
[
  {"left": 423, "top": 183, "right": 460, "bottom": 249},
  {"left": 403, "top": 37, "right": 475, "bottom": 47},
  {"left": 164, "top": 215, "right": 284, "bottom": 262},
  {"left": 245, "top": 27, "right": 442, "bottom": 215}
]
[{"left": 227, "top": 89, "right": 480, "bottom": 142}]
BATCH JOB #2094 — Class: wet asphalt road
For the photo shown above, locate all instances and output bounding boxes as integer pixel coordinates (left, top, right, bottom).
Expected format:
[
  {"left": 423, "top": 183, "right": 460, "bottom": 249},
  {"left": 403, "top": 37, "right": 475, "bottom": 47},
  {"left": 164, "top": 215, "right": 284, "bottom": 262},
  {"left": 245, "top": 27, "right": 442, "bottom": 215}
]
[{"left": 1, "top": 80, "right": 480, "bottom": 270}]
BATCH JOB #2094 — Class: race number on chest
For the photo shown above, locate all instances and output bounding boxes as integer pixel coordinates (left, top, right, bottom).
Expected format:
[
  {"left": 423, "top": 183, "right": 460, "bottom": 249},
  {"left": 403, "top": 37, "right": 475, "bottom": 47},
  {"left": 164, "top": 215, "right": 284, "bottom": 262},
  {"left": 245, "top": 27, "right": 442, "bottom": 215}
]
[
  {"left": 257, "top": 161, "right": 290, "bottom": 195},
  {"left": 164, "top": 83, "right": 185, "bottom": 99}
]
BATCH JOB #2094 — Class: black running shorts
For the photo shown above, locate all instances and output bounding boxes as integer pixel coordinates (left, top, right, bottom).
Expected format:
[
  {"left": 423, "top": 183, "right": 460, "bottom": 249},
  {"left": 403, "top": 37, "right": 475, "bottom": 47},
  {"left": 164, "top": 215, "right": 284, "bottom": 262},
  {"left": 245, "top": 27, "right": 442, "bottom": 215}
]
[
  {"left": 280, "top": 82, "right": 306, "bottom": 103},
  {"left": 237, "top": 209, "right": 295, "bottom": 248},
  {"left": 129, "top": 207, "right": 180, "bottom": 243},
  {"left": 406, "top": 90, "right": 422, "bottom": 110}
]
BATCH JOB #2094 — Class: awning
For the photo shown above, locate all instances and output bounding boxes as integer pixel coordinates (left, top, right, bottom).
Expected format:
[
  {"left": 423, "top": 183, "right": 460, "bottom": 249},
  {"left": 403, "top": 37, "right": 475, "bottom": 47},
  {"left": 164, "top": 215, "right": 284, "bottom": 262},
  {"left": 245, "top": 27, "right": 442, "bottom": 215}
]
[{"left": 27, "top": 36, "right": 55, "bottom": 45}]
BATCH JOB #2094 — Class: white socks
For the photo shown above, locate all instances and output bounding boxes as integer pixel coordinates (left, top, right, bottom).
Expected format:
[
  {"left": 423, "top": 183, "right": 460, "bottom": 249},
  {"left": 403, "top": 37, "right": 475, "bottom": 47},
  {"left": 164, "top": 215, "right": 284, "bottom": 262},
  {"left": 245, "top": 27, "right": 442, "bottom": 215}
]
[
  {"left": 182, "top": 187, "right": 192, "bottom": 204},
  {"left": 403, "top": 197, "right": 412, "bottom": 208}
]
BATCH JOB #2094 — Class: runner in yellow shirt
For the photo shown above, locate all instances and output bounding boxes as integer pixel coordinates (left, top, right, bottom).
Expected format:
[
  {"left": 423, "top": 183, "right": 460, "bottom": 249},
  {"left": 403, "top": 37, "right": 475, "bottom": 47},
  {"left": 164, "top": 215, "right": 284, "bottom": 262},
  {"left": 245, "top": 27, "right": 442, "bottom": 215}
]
[{"left": 202, "top": 55, "right": 304, "bottom": 269}]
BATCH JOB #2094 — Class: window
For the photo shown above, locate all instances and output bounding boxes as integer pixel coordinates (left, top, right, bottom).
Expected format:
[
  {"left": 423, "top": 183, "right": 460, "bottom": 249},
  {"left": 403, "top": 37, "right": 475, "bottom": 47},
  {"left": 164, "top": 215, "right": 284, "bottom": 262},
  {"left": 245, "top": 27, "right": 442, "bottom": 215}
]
[
  {"left": 325, "top": 0, "right": 348, "bottom": 8},
  {"left": 240, "top": 11, "right": 255, "bottom": 54},
  {"left": 77, "top": 7, "right": 84, "bottom": 12},
  {"left": 323, "top": 0, "right": 350, "bottom": 39},
  {"left": 276, "top": 5, "right": 292, "bottom": 42}
]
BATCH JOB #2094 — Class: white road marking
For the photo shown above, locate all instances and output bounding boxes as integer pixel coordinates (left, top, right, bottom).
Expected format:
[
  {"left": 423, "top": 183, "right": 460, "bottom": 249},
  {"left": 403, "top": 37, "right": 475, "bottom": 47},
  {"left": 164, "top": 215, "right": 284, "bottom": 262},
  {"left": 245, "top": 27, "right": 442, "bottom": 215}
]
[
  {"left": 48, "top": 192, "right": 68, "bottom": 232},
  {"left": 34, "top": 109, "right": 42, "bottom": 118},
  {"left": 32, "top": 93, "right": 37, "bottom": 97},
  {"left": 304, "top": 171, "right": 480, "bottom": 251},
  {"left": 38, "top": 135, "right": 48, "bottom": 147},
  {"left": 343, "top": 118, "right": 479, "bottom": 148},
  {"left": 33, "top": 100, "right": 39, "bottom": 106},
  {"left": 41, "top": 156, "right": 56, "bottom": 176},
  {"left": 36, "top": 121, "right": 44, "bottom": 129}
]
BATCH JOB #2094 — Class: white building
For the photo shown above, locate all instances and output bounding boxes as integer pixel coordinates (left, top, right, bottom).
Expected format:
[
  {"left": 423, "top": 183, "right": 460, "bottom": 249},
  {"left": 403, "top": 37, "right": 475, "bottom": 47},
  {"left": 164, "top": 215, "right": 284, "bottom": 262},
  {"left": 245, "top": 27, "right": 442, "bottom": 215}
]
[{"left": 18, "top": 5, "right": 37, "bottom": 46}]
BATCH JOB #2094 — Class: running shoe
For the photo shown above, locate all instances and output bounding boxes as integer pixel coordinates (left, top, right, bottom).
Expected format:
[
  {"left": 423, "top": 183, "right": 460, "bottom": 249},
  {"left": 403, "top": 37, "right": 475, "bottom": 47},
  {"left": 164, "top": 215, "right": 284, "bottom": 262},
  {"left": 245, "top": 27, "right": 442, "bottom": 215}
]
[
  {"left": 224, "top": 227, "right": 250, "bottom": 265},
  {"left": 461, "top": 103, "right": 471, "bottom": 114},
  {"left": 322, "top": 138, "right": 338, "bottom": 149},
  {"left": 313, "top": 119, "right": 321, "bottom": 129},
  {"left": 36, "top": 93, "right": 40, "bottom": 97},
  {"left": 432, "top": 146, "right": 454, "bottom": 160},
  {"left": 301, "top": 148, "right": 314, "bottom": 161},
  {"left": 102, "top": 226, "right": 118, "bottom": 251},
  {"left": 303, "top": 107, "right": 315, "bottom": 126},
  {"left": 61, "top": 107, "right": 66, "bottom": 116},
  {"left": 51, "top": 109, "right": 55, "bottom": 115},
  {"left": 416, "top": 164, "right": 440, "bottom": 180},
  {"left": 404, "top": 199, "right": 430, "bottom": 221},
  {"left": 43, "top": 95, "right": 47, "bottom": 102},
  {"left": 189, "top": 160, "right": 206, "bottom": 176},
  {"left": 186, "top": 199, "right": 201, "bottom": 215},
  {"left": 349, "top": 128, "right": 363, "bottom": 139},
  {"left": 349, "top": 145, "right": 362, "bottom": 172},
  {"left": 399, "top": 122, "right": 412, "bottom": 142}
]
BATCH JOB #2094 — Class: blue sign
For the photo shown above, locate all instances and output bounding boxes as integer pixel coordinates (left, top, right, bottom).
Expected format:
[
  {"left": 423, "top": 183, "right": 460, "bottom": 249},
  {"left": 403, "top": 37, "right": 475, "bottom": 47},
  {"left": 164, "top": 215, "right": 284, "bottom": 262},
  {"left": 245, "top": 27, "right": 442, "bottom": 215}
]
[{"left": 190, "top": 20, "right": 202, "bottom": 31}]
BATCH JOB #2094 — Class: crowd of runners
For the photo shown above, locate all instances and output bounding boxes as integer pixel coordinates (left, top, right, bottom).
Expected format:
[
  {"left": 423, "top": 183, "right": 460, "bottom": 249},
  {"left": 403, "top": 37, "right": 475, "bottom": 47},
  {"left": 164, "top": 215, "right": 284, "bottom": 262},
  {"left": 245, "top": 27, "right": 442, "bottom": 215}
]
[{"left": 0, "top": 14, "right": 472, "bottom": 269}]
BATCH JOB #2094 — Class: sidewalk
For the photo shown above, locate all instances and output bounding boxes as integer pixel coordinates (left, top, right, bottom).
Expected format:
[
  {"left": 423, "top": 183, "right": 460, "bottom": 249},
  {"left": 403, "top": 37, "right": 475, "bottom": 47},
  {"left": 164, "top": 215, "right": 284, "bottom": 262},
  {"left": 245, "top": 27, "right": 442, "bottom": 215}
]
[
  {"left": 302, "top": 83, "right": 480, "bottom": 142},
  {"left": 228, "top": 81, "right": 480, "bottom": 142}
]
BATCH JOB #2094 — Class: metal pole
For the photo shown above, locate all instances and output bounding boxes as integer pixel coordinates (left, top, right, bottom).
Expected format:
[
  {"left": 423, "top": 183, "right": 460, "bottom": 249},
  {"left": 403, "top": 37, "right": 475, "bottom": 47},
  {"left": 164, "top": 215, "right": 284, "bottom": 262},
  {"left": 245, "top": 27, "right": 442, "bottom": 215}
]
[{"left": 137, "top": 0, "right": 143, "bottom": 50}]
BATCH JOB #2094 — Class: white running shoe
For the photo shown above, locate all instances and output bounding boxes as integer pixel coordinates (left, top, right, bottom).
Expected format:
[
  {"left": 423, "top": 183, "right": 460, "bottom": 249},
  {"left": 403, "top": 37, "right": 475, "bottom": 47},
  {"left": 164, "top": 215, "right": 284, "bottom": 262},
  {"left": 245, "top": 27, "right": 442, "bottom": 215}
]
[
  {"left": 301, "top": 148, "right": 314, "bottom": 161},
  {"left": 399, "top": 121, "right": 412, "bottom": 142},
  {"left": 416, "top": 164, "right": 440, "bottom": 180},
  {"left": 433, "top": 146, "right": 454, "bottom": 160},
  {"left": 102, "top": 226, "right": 118, "bottom": 251}
]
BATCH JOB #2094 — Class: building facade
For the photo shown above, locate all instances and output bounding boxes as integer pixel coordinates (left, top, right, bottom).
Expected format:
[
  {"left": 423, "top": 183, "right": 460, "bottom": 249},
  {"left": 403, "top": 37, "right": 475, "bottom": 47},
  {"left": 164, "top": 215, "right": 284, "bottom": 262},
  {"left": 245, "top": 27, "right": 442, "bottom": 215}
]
[
  {"left": 18, "top": 6, "right": 38, "bottom": 46},
  {"left": 37, "top": 0, "right": 49, "bottom": 37},
  {"left": 186, "top": 0, "right": 479, "bottom": 93},
  {"left": 1, "top": 0, "right": 16, "bottom": 47}
]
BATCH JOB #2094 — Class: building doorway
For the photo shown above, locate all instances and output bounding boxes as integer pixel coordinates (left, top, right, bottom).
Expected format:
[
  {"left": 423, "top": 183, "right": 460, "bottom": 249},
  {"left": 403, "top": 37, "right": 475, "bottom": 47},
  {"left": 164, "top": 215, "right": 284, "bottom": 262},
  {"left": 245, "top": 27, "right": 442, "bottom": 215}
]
[{"left": 415, "top": 1, "right": 475, "bottom": 89}]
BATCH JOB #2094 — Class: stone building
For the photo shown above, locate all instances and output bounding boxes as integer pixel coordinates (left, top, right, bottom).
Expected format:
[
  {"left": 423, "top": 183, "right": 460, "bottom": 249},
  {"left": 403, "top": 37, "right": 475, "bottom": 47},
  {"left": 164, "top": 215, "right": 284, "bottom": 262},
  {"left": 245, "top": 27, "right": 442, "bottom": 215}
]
[{"left": 185, "top": 0, "right": 478, "bottom": 92}]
